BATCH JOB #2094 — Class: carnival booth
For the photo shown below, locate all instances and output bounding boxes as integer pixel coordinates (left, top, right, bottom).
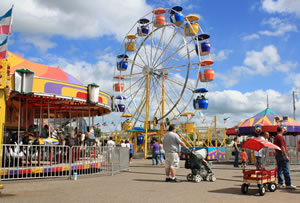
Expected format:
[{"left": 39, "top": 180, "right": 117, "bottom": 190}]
[{"left": 226, "top": 108, "right": 300, "bottom": 136}]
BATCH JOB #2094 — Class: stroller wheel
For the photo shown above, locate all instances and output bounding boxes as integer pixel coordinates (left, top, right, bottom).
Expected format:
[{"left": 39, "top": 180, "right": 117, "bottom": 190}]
[
  {"left": 187, "top": 174, "right": 193, "bottom": 181},
  {"left": 194, "top": 175, "right": 202, "bottom": 183},
  {"left": 209, "top": 175, "right": 216, "bottom": 182}
]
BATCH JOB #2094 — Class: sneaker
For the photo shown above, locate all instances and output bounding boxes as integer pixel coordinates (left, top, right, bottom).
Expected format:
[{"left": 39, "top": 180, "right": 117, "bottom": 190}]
[
  {"left": 286, "top": 185, "right": 297, "bottom": 189},
  {"left": 169, "top": 178, "right": 181, "bottom": 183},
  {"left": 278, "top": 184, "right": 286, "bottom": 189},
  {"left": 165, "top": 178, "right": 171, "bottom": 182}
]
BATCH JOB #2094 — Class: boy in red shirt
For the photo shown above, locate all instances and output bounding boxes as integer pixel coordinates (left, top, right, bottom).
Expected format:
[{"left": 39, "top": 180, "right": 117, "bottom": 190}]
[{"left": 241, "top": 149, "right": 247, "bottom": 168}]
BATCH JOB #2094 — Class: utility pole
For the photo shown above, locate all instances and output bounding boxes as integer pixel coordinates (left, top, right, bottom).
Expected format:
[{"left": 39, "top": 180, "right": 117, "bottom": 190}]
[
  {"left": 293, "top": 91, "right": 296, "bottom": 120},
  {"left": 292, "top": 91, "right": 300, "bottom": 120}
]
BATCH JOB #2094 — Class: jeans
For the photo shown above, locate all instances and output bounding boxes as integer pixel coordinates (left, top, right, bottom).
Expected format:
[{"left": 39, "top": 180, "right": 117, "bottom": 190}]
[
  {"left": 234, "top": 150, "right": 239, "bottom": 167},
  {"left": 152, "top": 151, "right": 159, "bottom": 165},
  {"left": 275, "top": 153, "right": 291, "bottom": 186},
  {"left": 160, "top": 151, "right": 165, "bottom": 164},
  {"left": 256, "top": 156, "right": 262, "bottom": 168}
]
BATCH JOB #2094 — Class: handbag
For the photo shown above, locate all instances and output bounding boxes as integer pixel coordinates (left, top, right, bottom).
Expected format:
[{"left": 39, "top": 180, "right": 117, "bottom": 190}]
[{"left": 232, "top": 151, "right": 235, "bottom": 156}]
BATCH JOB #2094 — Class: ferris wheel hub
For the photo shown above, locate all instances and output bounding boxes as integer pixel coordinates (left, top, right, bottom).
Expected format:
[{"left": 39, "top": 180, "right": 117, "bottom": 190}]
[{"left": 142, "top": 65, "right": 154, "bottom": 76}]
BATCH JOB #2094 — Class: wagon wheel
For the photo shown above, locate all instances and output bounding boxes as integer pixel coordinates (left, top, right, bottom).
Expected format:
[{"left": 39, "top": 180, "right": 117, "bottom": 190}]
[
  {"left": 241, "top": 183, "right": 249, "bottom": 194},
  {"left": 268, "top": 183, "right": 277, "bottom": 192},
  {"left": 258, "top": 184, "right": 266, "bottom": 196}
]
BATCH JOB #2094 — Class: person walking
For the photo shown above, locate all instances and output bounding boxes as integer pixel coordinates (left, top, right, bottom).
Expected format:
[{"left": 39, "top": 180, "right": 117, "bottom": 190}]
[
  {"left": 159, "top": 143, "right": 165, "bottom": 165},
  {"left": 163, "top": 124, "right": 189, "bottom": 183},
  {"left": 151, "top": 139, "right": 159, "bottom": 165},
  {"left": 126, "top": 140, "right": 134, "bottom": 163},
  {"left": 254, "top": 132, "right": 269, "bottom": 169},
  {"left": 233, "top": 137, "right": 240, "bottom": 168},
  {"left": 274, "top": 126, "right": 296, "bottom": 189},
  {"left": 120, "top": 140, "right": 126, "bottom": 147}
]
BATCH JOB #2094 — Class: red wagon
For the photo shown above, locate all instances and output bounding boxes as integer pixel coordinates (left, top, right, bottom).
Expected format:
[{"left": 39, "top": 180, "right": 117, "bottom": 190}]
[{"left": 240, "top": 138, "right": 281, "bottom": 196}]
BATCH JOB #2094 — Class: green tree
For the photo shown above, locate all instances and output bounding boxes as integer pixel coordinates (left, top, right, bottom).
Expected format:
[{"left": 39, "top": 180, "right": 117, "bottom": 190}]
[{"left": 95, "top": 128, "right": 102, "bottom": 137}]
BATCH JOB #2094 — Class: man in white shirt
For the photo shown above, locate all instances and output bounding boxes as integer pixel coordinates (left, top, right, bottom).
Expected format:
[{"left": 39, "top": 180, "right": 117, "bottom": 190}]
[
  {"left": 107, "top": 137, "right": 116, "bottom": 147},
  {"left": 254, "top": 132, "right": 269, "bottom": 169},
  {"left": 163, "top": 124, "right": 189, "bottom": 183}
]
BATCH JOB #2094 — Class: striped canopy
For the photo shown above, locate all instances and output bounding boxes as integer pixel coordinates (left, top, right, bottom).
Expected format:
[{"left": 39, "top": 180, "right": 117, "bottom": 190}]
[
  {"left": 7, "top": 51, "right": 84, "bottom": 86},
  {"left": 226, "top": 108, "right": 300, "bottom": 136}
]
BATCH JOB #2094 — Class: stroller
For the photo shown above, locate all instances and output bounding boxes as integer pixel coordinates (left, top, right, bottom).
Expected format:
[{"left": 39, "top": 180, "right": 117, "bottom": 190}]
[{"left": 185, "top": 149, "right": 216, "bottom": 183}]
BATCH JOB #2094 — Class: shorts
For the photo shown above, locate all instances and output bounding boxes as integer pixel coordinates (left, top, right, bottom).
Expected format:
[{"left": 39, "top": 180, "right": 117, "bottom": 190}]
[
  {"left": 165, "top": 153, "right": 180, "bottom": 169},
  {"left": 129, "top": 153, "right": 133, "bottom": 159}
]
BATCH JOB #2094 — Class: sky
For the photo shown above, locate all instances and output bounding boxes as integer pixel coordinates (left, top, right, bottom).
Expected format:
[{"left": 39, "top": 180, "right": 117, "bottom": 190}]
[{"left": 1, "top": 0, "right": 300, "bottom": 131}]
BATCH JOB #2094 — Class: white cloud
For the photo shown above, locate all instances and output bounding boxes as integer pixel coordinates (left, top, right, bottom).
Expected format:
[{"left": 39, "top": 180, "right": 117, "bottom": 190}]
[
  {"left": 262, "top": 0, "right": 300, "bottom": 16},
  {"left": 46, "top": 52, "right": 116, "bottom": 95},
  {"left": 203, "top": 89, "right": 299, "bottom": 127},
  {"left": 287, "top": 73, "right": 300, "bottom": 90},
  {"left": 242, "top": 18, "right": 297, "bottom": 41},
  {"left": 23, "top": 35, "right": 56, "bottom": 53},
  {"left": 211, "top": 49, "right": 232, "bottom": 62},
  {"left": 243, "top": 45, "right": 280, "bottom": 75},
  {"left": 242, "top": 33, "right": 260, "bottom": 41},
  {"left": 217, "top": 45, "right": 296, "bottom": 88},
  {"left": 1, "top": 0, "right": 153, "bottom": 40},
  {"left": 259, "top": 17, "right": 298, "bottom": 37}
]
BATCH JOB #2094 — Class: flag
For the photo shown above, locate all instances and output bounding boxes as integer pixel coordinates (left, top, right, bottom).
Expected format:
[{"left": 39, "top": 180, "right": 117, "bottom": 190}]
[
  {"left": 96, "top": 123, "right": 101, "bottom": 128},
  {"left": 224, "top": 117, "right": 230, "bottom": 123},
  {"left": 199, "top": 111, "right": 204, "bottom": 119},
  {"left": 0, "top": 37, "right": 8, "bottom": 59},
  {"left": 0, "top": 7, "right": 13, "bottom": 35},
  {"left": 111, "top": 122, "right": 116, "bottom": 126},
  {"left": 172, "top": 117, "right": 178, "bottom": 120},
  {"left": 102, "top": 122, "right": 108, "bottom": 126}
]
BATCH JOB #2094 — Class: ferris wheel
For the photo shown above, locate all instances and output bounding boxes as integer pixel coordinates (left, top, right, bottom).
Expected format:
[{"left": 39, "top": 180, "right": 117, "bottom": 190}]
[{"left": 113, "top": 6, "right": 214, "bottom": 129}]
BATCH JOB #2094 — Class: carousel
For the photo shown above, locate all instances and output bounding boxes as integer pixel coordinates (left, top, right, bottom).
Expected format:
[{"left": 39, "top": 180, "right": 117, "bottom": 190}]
[{"left": 0, "top": 52, "right": 112, "bottom": 181}]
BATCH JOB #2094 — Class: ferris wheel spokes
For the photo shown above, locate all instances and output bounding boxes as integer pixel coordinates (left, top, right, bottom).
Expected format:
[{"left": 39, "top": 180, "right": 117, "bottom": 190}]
[{"left": 152, "top": 28, "right": 178, "bottom": 68}]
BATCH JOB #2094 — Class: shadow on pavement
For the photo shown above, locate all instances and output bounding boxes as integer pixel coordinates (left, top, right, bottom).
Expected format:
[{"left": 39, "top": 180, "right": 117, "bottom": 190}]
[
  {"left": 208, "top": 187, "right": 260, "bottom": 196},
  {"left": 126, "top": 171, "right": 186, "bottom": 178},
  {"left": 134, "top": 179, "right": 189, "bottom": 183},
  {"left": 216, "top": 178, "right": 242, "bottom": 183},
  {"left": 0, "top": 193, "right": 16, "bottom": 197}
]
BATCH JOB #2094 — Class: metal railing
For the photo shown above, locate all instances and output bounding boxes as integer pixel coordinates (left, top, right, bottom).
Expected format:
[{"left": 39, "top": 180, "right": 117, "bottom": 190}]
[
  {"left": 1, "top": 144, "right": 129, "bottom": 181},
  {"left": 223, "top": 147, "right": 300, "bottom": 165}
]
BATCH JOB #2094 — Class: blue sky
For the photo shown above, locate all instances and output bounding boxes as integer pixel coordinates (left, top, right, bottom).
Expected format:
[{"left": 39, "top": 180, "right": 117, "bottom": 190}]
[{"left": 1, "top": 0, "right": 300, "bottom": 130}]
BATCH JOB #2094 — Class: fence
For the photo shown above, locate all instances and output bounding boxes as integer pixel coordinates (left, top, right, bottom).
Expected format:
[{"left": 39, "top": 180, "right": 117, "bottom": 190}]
[
  {"left": 223, "top": 147, "right": 300, "bottom": 165},
  {"left": 0, "top": 144, "right": 129, "bottom": 181}
]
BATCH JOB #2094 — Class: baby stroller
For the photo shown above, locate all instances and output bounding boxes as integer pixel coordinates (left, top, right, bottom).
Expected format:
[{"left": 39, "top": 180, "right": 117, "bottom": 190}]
[{"left": 185, "top": 149, "right": 216, "bottom": 183}]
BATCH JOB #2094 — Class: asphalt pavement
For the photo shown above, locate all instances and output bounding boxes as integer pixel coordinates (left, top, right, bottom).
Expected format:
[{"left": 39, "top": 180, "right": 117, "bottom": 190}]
[{"left": 0, "top": 160, "right": 300, "bottom": 203}]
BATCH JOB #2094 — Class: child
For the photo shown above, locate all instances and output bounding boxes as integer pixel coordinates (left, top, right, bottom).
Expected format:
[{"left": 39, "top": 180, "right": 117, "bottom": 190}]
[{"left": 241, "top": 149, "right": 248, "bottom": 169}]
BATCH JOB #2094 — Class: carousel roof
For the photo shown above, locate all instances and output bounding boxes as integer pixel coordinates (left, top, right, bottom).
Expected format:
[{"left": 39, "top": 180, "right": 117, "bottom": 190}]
[
  {"left": 6, "top": 51, "right": 112, "bottom": 118},
  {"left": 226, "top": 108, "right": 300, "bottom": 136},
  {"left": 7, "top": 51, "right": 84, "bottom": 86}
]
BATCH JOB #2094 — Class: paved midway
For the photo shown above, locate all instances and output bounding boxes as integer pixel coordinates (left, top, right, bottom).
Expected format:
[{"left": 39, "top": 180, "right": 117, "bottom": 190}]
[{"left": 0, "top": 160, "right": 299, "bottom": 203}]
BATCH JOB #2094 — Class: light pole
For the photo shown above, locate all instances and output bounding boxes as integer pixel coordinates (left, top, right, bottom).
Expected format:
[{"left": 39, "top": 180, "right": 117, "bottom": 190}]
[{"left": 292, "top": 91, "right": 300, "bottom": 120}]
